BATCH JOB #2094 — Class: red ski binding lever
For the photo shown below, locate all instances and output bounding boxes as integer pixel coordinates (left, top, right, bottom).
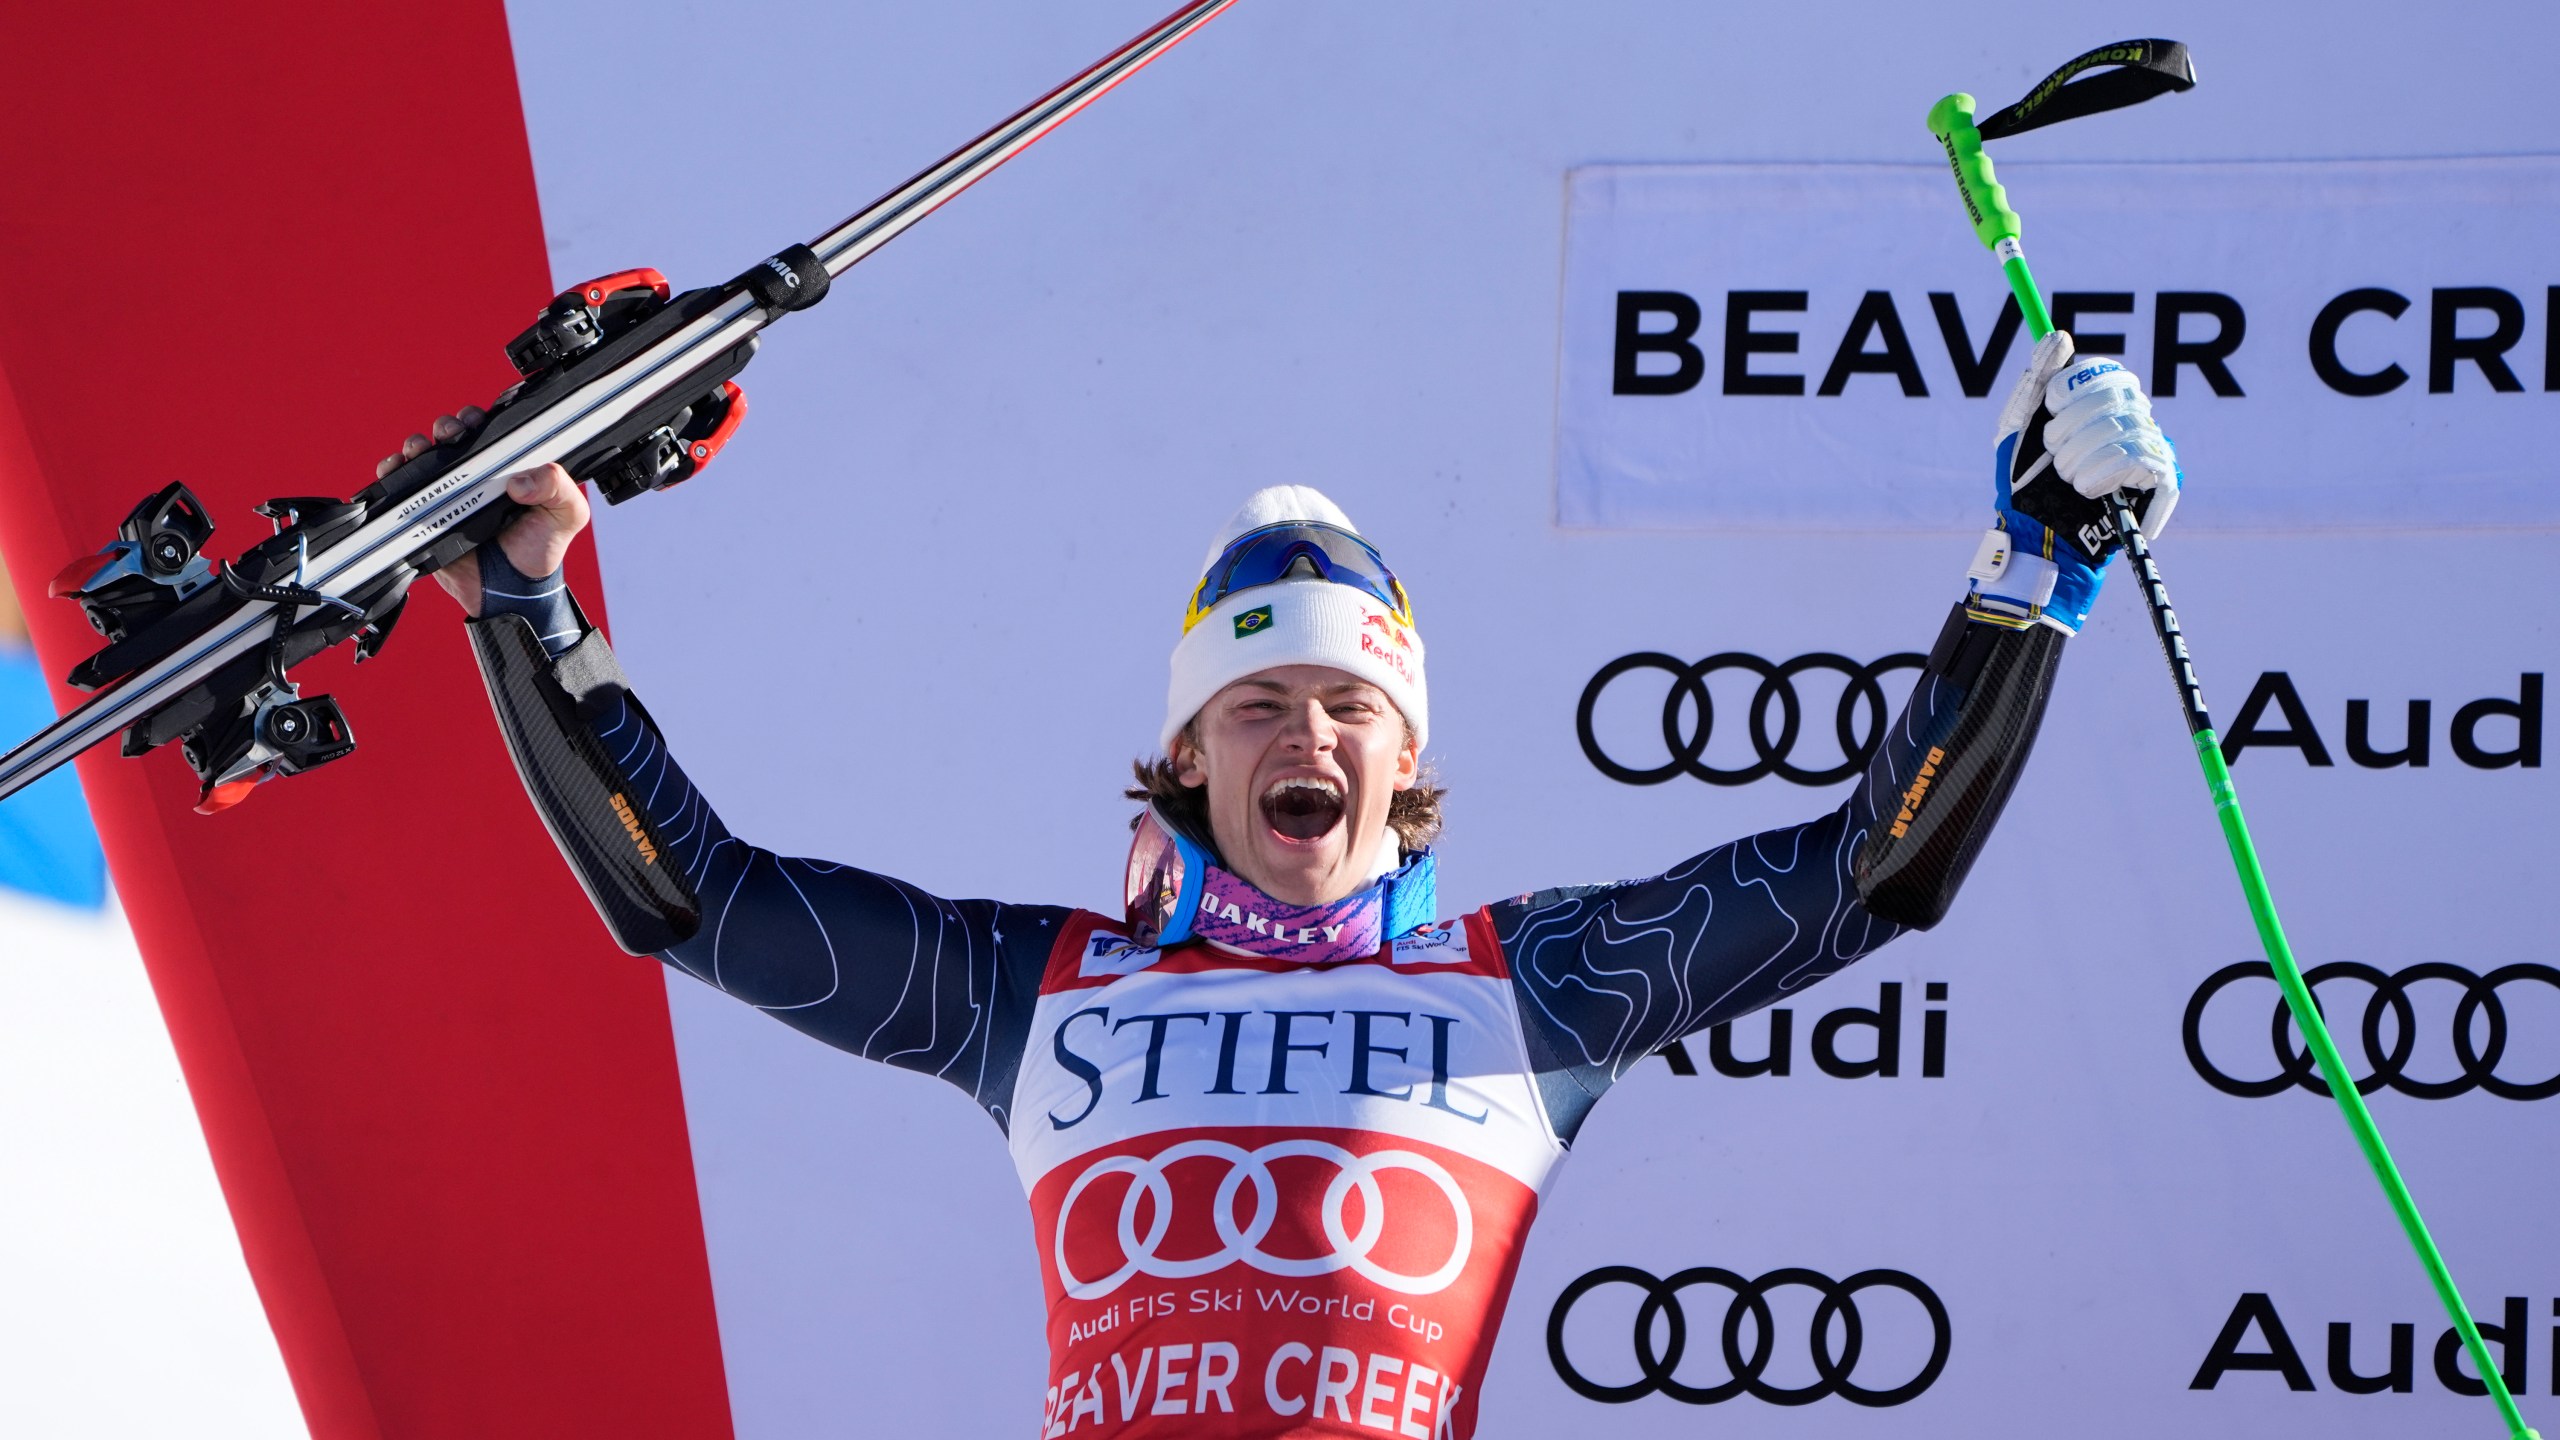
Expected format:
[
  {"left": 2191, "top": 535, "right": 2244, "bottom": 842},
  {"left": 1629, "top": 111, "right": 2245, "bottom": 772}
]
[
  {"left": 49, "top": 548, "right": 119, "bottom": 598},
  {"left": 49, "top": 482, "right": 218, "bottom": 642},
  {"left": 568, "top": 268, "right": 670, "bottom": 307},
  {"left": 591, "top": 381, "right": 748, "bottom": 504},
  {"left": 679, "top": 382, "right": 748, "bottom": 477},
  {"left": 181, "top": 681, "right": 357, "bottom": 815},
  {"left": 503, "top": 267, "right": 674, "bottom": 382},
  {"left": 195, "top": 776, "right": 262, "bottom": 815}
]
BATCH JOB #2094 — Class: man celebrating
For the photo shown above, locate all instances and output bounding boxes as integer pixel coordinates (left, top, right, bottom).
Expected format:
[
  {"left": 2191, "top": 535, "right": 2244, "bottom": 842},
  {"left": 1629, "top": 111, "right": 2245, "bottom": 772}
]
[{"left": 411, "top": 325, "right": 2174, "bottom": 1436}]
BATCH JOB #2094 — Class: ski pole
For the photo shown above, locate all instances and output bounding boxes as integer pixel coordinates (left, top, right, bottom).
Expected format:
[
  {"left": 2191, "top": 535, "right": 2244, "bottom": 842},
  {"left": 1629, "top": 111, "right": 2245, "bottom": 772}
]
[{"left": 1927, "top": 41, "right": 2538, "bottom": 1440}]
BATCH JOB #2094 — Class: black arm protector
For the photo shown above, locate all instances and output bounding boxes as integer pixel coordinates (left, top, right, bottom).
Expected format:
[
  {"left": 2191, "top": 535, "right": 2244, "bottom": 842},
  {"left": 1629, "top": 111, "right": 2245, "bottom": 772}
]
[
  {"left": 1852, "top": 603, "right": 2064, "bottom": 928},
  {"left": 468, "top": 612, "right": 701, "bottom": 955}
]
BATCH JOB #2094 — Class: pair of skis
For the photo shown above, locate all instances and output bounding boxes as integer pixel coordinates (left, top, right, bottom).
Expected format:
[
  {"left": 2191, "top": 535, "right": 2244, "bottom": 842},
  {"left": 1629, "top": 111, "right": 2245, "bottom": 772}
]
[{"left": 0, "top": 0, "right": 1236, "bottom": 813}]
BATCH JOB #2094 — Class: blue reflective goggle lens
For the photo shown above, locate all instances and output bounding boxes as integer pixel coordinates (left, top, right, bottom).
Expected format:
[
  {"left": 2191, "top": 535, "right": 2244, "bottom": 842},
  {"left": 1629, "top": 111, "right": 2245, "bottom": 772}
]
[
  {"left": 1125, "top": 805, "right": 1206, "bottom": 947},
  {"left": 1182, "top": 522, "right": 1411, "bottom": 634}
]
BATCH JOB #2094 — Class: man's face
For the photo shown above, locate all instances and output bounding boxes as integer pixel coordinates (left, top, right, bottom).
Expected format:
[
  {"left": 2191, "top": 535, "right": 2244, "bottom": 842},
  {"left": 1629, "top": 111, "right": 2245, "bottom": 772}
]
[{"left": 1176, "top": 664, "right": 1418, "bottom": 907}]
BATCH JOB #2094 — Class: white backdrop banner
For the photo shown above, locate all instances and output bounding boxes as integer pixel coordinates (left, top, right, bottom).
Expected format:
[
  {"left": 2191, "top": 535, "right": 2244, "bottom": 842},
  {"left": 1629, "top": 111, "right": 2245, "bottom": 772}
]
[
  {"left": 500, "top": 3, "right": 2560, "bottom": 1436},
  {"left": 1555, "top": 158, "right": 2560, "bottom": 532}
]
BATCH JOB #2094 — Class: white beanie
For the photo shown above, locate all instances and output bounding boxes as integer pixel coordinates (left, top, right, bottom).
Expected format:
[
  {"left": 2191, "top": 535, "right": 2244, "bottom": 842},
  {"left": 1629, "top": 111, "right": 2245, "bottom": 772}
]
[{"left": 1161, "top": 485, "right": 1427, "bottom": 755}]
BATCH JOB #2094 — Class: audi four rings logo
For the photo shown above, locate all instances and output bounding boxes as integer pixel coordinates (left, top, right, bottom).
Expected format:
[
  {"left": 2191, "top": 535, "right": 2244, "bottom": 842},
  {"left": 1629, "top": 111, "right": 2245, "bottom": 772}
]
[
  {"left": 2183, "top": 961, "right": 2560, "bottom": 1100},
  {"left": 1546, "top": 1265, "right": 1949, "bottom": 1407},
  {"left": 1578, "top": 652, "right": 1926, "bottom": 786},
  {"left": 1052, "top": 1139, "right": 1473, "bottom": 1301}
]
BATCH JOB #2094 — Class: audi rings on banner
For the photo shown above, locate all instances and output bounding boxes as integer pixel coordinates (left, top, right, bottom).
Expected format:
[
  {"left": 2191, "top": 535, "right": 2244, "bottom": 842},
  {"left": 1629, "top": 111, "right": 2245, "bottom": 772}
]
[
  {"left": 1577, "top": 652, "right": 1927, "bottom": 786},
  {"left": 2183, "top": 960, "right": 2560, "bottom": 1100},
  {"left": 1052, "top": 1138, "right": 1473, "bottom": 1301},
  {"left": 1546, "top": 1265, "right": 1950, "bottom": 1407}
]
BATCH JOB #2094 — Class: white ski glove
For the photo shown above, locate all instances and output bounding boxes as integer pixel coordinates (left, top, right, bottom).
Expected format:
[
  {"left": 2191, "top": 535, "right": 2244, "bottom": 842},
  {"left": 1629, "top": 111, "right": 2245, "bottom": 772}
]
[
  {"left": 2038, "top": 335, "right": 2180, "bottom": 531},
  {"left": 1967, "top": 330, "right": 2183, "bottom": 633}
]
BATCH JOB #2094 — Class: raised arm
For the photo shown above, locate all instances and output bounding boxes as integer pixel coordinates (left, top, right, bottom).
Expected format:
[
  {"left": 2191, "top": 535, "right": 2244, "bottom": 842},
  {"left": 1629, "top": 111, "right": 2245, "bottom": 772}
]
[
  {"left": 406, "top": 427, "right": 1060, "bottom": 1131},
  {"left": 1497, "top": 331, "right": 2178, "bottom": 1141},
  {"left": 1495, "top": 606, "right": 2060, "bottom": 1140}
]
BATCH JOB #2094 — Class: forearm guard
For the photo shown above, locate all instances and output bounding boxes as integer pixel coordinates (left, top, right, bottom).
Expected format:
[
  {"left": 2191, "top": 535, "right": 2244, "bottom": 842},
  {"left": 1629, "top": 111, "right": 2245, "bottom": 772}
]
[
  {"left": 1852, "top": 605, "right": 2064, "bottom": 929},
  {"left": 469, "top": 612, "right": 701, "bottom": 955}
]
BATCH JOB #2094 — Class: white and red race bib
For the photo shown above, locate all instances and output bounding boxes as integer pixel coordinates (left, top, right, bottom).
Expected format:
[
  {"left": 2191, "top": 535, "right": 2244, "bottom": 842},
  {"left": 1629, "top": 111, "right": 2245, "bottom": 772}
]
[{"left": 1009, "top": 914, "right": 1564, "bottom": 1438}]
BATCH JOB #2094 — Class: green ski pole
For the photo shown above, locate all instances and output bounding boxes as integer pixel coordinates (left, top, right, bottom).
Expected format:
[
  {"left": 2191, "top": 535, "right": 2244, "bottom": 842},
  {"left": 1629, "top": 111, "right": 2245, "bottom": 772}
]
[{"left": 1926, "top": 41, "right": 2539, "bottom": 1440}]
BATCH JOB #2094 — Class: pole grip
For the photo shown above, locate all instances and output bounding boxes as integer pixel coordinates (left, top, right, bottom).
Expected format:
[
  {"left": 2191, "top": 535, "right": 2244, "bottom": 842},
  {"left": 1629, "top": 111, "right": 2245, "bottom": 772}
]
[{"left": 1926, "top": 94, "right": 2022, "bottom": 252}]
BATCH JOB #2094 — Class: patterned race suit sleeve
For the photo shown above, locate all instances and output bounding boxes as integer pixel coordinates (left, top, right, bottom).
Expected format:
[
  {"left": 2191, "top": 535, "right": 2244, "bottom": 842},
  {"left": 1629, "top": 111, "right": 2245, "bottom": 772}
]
[
  {"left": 1494, "top": 605, "right": 2063, "bottom": 1142},
  {"left": 598, "top": 686, "right": 1068, "bottom": 1131},
  {"left": 466, "top": 550, "right": 1063, "bottom": 1133}
]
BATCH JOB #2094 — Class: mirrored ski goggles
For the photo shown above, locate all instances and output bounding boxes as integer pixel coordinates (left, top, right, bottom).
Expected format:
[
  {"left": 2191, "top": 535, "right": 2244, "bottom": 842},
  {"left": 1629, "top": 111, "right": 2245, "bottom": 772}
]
[
  {"left": 1180, "top": 522, "right": 1412, "bottom": 635},
  {"left": 1124, "top": 804, "right": 1209, "bottom": 949}
]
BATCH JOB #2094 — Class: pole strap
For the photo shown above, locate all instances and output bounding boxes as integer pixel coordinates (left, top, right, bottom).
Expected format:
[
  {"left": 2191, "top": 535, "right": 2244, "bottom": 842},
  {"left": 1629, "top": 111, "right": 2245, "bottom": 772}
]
[{"left": 1976, "top": 40, "right": 2196, "bottom": 141}]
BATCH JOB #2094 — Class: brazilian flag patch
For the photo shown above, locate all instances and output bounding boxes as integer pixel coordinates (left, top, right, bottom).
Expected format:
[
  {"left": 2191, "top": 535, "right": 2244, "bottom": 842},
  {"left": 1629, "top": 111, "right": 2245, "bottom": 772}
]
[{"left": 1233, "top": 604, "right": 1274, "bottom": 637}]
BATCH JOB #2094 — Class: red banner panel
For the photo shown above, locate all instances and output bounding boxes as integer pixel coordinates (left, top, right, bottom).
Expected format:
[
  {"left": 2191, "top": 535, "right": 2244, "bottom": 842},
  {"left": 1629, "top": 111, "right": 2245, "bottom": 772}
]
[{"left": 0, "top": 6, "right": 732, "bottom": 1436}]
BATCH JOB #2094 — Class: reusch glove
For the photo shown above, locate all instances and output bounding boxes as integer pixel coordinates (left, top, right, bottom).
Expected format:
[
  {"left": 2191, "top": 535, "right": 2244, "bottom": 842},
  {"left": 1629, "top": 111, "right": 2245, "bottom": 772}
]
[{"left": 1966, "top": 330, "right": 2181, "bottom": 633}]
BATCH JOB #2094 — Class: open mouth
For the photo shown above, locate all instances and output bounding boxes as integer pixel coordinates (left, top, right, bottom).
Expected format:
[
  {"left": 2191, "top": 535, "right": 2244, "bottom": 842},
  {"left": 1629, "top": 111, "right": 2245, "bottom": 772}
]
[{"left": 1260, "top": 776, "right": 1345, "bottom": 843}]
